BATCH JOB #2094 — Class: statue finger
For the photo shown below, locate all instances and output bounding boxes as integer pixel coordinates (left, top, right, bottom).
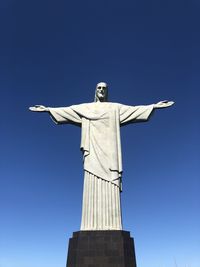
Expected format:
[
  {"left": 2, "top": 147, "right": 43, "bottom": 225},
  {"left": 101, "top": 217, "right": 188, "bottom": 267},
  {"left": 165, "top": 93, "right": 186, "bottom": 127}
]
[
  {"left": 35, "top": 105, "right": 44, "bottom": 108},
  {"left": 29, "top": 107, "right": 36, "bottom": 111}
]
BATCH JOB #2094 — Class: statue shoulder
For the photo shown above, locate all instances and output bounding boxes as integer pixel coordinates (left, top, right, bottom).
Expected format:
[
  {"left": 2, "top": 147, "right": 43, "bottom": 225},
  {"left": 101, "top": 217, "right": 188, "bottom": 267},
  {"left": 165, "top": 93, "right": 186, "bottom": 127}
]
[
  {"left": 71, "top": 102, "right": 93, "bottom": 109},
  {"left": 107, "top": 102, "right": 122, "bottom": 109},
  {"left": 71, "top": 102, "right": 122, "bottom": 113}
]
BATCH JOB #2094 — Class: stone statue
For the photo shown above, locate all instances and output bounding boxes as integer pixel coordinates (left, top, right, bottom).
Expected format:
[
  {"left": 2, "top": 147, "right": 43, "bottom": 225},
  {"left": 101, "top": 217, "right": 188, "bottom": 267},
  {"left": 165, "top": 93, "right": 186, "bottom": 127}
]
[{"left": 29, "top": 82, "right": 174, "bottom": 231}]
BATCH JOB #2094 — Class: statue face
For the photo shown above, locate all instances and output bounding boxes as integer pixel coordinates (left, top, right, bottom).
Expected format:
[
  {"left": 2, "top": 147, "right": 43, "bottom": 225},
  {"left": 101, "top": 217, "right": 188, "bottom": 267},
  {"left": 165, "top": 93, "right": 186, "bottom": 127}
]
[{"left": 95, "top": 82, "right": 108, "bottom": 102}]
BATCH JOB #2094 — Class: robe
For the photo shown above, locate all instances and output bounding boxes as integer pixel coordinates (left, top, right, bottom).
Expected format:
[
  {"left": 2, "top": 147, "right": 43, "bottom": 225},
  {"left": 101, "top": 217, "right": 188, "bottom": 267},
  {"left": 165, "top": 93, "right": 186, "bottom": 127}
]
[{"left": 49, "top": 102, "right": 154, "bottom": 230}]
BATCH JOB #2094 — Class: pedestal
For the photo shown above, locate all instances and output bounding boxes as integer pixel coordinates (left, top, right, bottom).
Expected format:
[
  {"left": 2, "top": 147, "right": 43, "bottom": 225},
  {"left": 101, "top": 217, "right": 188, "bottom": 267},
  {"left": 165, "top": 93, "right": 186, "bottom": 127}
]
[{"left": 66, "top": 230, "right": 137, "bottom": 267}]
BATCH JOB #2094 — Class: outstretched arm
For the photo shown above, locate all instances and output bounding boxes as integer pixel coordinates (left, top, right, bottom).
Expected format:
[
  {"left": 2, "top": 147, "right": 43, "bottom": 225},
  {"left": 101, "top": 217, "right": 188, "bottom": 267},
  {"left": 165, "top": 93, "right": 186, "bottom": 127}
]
[
  {"left": 120, "top": 100, "right": 174, "bottom": 126},
  {"left": 29, "top": 105, "right": 82, "bottom": 125}
]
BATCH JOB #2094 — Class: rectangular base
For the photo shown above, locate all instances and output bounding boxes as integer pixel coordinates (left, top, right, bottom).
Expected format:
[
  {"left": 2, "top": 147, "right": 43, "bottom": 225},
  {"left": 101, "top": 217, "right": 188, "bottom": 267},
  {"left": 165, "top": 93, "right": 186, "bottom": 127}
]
[{"left": 66, "top": 230, "right": 137, "bottom": 267}]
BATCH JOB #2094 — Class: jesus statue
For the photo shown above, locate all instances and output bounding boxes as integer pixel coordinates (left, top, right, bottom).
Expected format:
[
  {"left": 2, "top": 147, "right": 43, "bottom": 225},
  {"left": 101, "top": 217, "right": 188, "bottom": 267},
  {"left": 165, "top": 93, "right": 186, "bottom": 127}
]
[{"left": 29, "top": 82, "right": 174, "bottom": 231}]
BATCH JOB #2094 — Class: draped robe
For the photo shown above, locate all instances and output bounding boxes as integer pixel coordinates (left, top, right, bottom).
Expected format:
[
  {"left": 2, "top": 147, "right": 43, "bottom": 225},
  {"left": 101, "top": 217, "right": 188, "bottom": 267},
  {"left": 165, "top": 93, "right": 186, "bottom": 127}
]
[{"left": 49, "top": 102, "right": 154, "bottom": 230}]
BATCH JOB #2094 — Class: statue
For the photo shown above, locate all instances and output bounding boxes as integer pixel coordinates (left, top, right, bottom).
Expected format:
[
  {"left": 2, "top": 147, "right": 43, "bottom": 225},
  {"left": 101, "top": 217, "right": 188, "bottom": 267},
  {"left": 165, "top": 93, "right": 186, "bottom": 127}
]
[{"left": 29, "top": 82, "right": 174, "bottom": 231}]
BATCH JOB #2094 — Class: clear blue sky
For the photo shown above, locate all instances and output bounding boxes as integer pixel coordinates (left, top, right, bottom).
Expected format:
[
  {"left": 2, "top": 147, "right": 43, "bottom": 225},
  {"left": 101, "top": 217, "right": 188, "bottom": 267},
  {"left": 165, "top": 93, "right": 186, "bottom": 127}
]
[{"left": 0, "top": 0, "right": 199, "bottom": 267}]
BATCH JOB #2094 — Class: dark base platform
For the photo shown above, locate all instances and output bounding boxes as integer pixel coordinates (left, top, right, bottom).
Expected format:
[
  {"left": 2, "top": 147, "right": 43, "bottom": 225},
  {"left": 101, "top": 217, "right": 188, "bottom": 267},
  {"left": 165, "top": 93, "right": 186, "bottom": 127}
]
[{"left": 66, "top": 230, "right": 137, "bottom": 267}]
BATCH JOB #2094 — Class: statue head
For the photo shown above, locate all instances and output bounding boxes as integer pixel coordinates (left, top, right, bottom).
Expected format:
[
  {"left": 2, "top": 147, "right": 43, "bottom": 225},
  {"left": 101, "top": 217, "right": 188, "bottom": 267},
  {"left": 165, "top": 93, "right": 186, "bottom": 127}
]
[{"left": 94, "top": 82, "right": 108, "bottom": 102}]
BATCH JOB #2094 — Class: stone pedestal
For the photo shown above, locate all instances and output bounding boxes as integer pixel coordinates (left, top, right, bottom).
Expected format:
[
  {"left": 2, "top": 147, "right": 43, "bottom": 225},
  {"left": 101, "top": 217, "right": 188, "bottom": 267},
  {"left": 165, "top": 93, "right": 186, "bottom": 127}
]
[{"left": 66, "top": 230, "right": 137, "bottom": 267}]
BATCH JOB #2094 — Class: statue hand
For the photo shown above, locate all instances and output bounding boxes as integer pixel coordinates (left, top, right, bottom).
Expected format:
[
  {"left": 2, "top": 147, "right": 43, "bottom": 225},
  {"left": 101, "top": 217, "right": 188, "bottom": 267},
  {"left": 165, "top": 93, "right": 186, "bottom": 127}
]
[
  {"left": 29, "top": 105, "right": 49, "bottom": 112},
  {"left": 154, "top": 100, "right": 174, "bottom": 109}
]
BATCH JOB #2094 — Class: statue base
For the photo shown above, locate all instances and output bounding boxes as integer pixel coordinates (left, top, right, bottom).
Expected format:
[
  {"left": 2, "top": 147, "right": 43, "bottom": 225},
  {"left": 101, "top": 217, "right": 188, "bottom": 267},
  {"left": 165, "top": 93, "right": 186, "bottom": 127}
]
[{"left": 66, "top": 230, "right": 137, "bottom": 267}]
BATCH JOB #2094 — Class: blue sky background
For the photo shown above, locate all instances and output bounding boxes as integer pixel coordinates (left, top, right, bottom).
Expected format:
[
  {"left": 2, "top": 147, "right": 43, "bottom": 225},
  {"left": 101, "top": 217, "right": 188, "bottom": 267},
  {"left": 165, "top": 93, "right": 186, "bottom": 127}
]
[{"left": 0, "top": 0, "right": 199, "bottom": 267}]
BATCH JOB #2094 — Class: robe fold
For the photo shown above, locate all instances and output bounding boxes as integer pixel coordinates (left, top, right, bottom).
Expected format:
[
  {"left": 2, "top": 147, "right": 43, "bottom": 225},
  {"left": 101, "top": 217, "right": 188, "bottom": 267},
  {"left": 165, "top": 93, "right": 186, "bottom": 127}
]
[{"left": 49, "top": 102, "right": 154, "bottom": 230}]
